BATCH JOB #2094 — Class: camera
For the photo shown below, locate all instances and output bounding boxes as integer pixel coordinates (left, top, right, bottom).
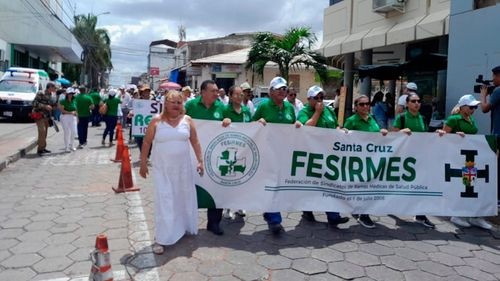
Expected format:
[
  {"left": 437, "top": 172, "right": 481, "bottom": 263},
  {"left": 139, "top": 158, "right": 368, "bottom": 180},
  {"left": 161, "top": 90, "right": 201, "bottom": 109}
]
[{"left": 474, "top": 75, "right": 495, "bottom": 95}]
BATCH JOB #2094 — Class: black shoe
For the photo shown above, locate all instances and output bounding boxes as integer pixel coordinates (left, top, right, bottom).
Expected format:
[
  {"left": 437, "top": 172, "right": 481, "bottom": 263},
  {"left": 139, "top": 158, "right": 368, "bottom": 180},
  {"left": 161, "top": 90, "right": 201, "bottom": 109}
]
[
  {"left": 415, "top": 215, "right": 435, "bottom": 228},
  {"left": 328, "top": 217, "right": 350, "bottom": 226},
  {"left": 42, "top": 149, "right": 51, "bottom": 153},
  {"left": 357, "top": 215, "right": 376, "bottom": 229},
  {"left": 37, "top": 151, "right": 44, "bottom": 156},
  {"left": 268, "top": 223, "right": 284, "bottom": 235},
  {"left": 207, "top": 223, "right": 224, "bottom": 235},
  {"left": 301, "top": 211, "right": 316, "bottom": 222}
]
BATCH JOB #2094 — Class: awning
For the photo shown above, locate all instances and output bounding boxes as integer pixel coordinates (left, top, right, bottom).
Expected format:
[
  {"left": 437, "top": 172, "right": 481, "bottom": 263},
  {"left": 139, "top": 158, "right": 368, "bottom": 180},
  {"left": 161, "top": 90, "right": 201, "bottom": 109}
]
[
  {"left": 362, "top": 25, "right": 394, "bottom": 50},
  {"left": 341, "top": 29, "right": 371, "bottom": 53},
  {"left": 387, "top": 16, "right": 426, "bottom": 45},
  {"left": 323, "top": 35, "right": 349, "bottom": 57},
  {"left": 416, "top": 10, "right": 449, "bottom": 40}
]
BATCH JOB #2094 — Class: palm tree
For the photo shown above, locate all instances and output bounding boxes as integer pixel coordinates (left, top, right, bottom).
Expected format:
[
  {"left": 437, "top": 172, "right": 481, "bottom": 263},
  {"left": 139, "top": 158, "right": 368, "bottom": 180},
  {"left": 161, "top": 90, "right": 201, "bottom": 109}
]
[
  {"left": 246, "top": 27, "right": 328, "bottom": 83},
  {"left": 72, "top": 14, "right": 112, "bottom": 88}
]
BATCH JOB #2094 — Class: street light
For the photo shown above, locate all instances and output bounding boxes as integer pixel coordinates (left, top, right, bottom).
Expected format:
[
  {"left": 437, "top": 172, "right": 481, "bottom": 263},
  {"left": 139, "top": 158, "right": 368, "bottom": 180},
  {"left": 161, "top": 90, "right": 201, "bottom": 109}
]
[{"left": 95, "top": 11, "right": 110, "bottom": 17}]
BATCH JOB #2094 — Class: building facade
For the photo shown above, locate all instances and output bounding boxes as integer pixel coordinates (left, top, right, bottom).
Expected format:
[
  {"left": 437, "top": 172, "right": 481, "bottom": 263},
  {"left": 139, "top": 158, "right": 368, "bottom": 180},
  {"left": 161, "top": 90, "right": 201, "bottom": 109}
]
[
  {"left": 320, "top": 0, "right": 450, "bottom": 117},
  {"left": 0, "top": 0, "right": 82, "bottom": 78},
  {"left": 148, "top": 39, "right": 177, "bottom": 90},
  {"left": 189, "top": 48, "right": 317, "bottom": 101}
]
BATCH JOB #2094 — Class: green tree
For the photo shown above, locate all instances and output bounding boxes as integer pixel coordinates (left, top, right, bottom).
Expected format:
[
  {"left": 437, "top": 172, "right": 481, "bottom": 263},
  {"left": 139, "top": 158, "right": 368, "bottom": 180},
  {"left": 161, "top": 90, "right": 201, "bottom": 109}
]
[
  {"left": 246, "top": 27, "right": 328, "bottom": 83},
  {"left": 72, "top": 14, "right": 112, "bottom": 88}
]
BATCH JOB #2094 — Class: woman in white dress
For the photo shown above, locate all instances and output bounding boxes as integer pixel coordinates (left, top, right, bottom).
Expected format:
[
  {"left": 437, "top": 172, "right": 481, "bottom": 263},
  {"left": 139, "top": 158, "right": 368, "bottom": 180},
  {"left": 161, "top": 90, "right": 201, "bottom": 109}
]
[{"left": 139, "top": 90, "right": 204, "bottom": 255}]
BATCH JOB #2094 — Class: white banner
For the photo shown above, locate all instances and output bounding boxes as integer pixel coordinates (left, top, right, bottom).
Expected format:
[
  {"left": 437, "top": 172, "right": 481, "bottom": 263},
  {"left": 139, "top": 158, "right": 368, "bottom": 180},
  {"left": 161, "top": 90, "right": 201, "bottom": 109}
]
[
  {"left": 132, "top": 100, "right": 162, "bottom": 137},
  {"left": 191, "top": 120, "right": 498, "bottom": 216}
]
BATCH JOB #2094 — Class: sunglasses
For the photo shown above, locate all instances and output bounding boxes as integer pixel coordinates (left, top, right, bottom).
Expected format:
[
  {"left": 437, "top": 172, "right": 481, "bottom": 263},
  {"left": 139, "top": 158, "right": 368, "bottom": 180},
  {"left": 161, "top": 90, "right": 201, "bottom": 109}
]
[
  {"left": 409, "top": 99, "right": 421, "bottom": 104},
  {"left": 313, "top": 95, "right": 324, "bottom": 101},
  {"left": 468, "top": 105, "right": 478, "bottom": 110},
  {"left": 357, "top": 102, "right": 370, "bottom": 107},
  {"left": 288, "top": 93, "right": 297, "bottom": 97},
  {"left": 277, "top": 86, "right": 288, "bottom": 91}
]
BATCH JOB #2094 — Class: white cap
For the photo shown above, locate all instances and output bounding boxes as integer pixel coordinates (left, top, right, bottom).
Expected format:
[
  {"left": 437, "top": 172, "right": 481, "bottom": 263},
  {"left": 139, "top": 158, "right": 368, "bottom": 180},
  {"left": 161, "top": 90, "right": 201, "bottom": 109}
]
[
  {"left": 307, "top": 85, "right": 324, "bottom": 98},
  {"left": 65, "top": 87, "right": 76, "bottom": 94},
  {"left": 406, "top": 82, "right": 418, "bottom": 91},
  {"left": 74, "top": 89, "right": 80, "bottom": 95},
  {"left": 270, "top": 76, "right": 287, "bottom": 90},
  {"left": 240, "top": 82, "right": 252, "bottom": 91},
  {"left": 108, "top": 89, "right": 117, "bottom": 97},
  {"left": 458, "top": 94, "right": 480, "bottom": 107}
]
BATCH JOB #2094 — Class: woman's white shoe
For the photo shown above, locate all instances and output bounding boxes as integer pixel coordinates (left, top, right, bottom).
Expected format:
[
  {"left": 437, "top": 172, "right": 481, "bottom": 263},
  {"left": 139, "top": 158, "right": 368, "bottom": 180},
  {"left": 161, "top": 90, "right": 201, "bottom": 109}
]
[
  {"left": 468, "top": 217, "right": 493, "bottom": 230},
  {"left": 450, "top": 216, "right": 471, "bottom": 227}
]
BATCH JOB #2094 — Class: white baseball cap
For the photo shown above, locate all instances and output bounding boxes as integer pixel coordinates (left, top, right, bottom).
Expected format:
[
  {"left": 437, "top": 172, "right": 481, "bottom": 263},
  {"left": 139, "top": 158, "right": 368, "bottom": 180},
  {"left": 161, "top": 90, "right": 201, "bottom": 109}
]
[
  {"left": 270, "top": 76, "right": 287, "bottom": 90},
  {"left": 240, "top": 82, "right": 252, "bottom": 91},
  {"left": 307, "top": 85, "right": 324, "bottom": 98},
  {"left": 458, "top": 94, "right": 481, "bottom": 107},
  {"left": 406, "top": 82, "right": 418, "bottom": 91},
  {"left": 65, "top": 87, "right": 76, "bottom": 94},
  {"left": 108, "top": 89, "right": 117, "bottom": 97}
]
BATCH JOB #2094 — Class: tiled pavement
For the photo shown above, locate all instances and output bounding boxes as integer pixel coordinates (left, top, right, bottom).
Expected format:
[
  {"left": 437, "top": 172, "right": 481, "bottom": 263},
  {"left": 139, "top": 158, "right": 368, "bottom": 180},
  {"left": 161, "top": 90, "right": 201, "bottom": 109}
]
[{"left": 0, "top": 125, "right": 499, "bottom": 280}]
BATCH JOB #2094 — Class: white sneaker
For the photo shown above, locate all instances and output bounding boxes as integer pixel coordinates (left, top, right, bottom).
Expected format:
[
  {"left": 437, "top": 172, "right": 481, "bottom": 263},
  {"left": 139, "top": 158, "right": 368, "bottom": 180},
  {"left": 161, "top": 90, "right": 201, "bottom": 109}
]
[
  {"left": 223, "top": 209, "right": 234, "bottom": 219},
  {"left": 450, "top": 216, "right": 471, "bottom": 227},
  {"left": 71, "top": 147, "right": 76, "bottom": 151},
  {"left": 469, "top": 217, "right": 493, "bottom": 230}
]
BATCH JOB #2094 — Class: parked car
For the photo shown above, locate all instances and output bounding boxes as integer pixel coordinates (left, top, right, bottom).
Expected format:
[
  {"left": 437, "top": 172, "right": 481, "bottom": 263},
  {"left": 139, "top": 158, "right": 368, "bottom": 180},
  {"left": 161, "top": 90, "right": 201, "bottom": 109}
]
[{"left": 0, "top": 67, "right": 50, "bottom": 120}]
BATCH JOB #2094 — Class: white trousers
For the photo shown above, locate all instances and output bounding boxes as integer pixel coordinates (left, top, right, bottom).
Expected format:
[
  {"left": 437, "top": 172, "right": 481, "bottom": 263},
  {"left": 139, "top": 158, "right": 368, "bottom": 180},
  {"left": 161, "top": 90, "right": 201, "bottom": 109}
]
[{"left": 61, "top": 114, "right": 76, "bottom": 149}]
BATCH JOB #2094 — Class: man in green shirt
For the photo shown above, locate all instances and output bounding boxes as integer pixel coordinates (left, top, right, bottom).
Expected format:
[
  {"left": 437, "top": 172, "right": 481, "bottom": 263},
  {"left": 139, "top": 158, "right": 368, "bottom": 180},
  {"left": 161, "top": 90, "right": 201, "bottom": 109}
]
[
  {"left": 252, "top": 76, "right": 301, "bottom": 235},
  {"left": 90, "top": 88, "right": 102, "bottom": 127},
  {"left": 185, "top": 80, "right": 225, "bottom": 236},
  {"left": 74, "top": 86, "right": 94, "bottom": 148}
]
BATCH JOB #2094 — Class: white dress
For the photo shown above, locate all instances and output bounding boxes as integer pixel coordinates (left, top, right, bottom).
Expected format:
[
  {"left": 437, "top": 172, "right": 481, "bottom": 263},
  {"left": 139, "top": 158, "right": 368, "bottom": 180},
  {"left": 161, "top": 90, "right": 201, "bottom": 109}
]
[{"left": 151, "top": 116, "right": 198, "bottom": 245}]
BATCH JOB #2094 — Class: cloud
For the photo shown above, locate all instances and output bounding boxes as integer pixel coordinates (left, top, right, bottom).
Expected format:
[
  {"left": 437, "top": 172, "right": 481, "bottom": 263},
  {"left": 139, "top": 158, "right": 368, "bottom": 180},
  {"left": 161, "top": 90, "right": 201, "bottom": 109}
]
[{"left": 77, "top": 0, "right": 328, "bottom": 85}]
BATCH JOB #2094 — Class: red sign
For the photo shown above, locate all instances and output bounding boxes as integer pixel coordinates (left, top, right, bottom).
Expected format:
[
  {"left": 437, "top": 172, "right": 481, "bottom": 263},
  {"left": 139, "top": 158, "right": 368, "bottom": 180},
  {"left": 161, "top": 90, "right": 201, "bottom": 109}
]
[{"left": 150, "top": 67, "right": 160, "bottom": 76}]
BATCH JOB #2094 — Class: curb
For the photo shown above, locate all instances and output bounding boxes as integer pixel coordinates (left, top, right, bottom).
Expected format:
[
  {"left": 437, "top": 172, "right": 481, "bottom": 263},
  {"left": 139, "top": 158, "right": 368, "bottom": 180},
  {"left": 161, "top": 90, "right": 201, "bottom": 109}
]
[{"left": 0, "top": 138, "right": 37, "bottom": 173}]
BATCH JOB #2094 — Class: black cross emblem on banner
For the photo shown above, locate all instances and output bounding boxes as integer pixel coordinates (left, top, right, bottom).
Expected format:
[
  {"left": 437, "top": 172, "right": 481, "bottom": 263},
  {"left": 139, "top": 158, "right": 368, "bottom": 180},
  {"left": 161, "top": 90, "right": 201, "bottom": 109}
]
[{"left": 445, "top": 150, "right": 489, "bottom": 198}]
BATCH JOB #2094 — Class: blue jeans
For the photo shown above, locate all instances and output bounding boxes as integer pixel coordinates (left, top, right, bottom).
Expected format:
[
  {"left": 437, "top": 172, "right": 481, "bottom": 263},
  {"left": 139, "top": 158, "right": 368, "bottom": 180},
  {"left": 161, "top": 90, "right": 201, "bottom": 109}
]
[
  {"left": 77, "top": 116, "right": 89, "bottom": 145},
  {"left": 326, "top": 212, "right": 341, "bottom": 221},
  {"left": 103, "top": 115, "right": 118, "bottom": 142},
  {"left": 263, "top": 212, "right": 282, "bottom": 225},
  {"left": 91, "top": 107, "right": 101, "bottom": 126}
]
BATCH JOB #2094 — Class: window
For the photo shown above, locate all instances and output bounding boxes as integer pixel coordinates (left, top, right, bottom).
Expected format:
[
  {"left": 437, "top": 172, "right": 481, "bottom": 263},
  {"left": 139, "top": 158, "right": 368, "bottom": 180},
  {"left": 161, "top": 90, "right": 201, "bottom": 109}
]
[
  {"left": 330, "top": 0, "right": 343, "bottom": 6},
  {"left": 474, "top": 0, "right": 497, "bottom": 9}
]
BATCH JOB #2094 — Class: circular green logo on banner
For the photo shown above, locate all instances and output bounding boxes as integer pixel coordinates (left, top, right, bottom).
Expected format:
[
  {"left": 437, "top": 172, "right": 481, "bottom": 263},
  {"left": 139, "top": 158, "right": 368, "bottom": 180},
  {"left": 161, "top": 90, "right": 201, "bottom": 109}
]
[{"left": 205, "top": 132, "right": 260, "bottom": 186}]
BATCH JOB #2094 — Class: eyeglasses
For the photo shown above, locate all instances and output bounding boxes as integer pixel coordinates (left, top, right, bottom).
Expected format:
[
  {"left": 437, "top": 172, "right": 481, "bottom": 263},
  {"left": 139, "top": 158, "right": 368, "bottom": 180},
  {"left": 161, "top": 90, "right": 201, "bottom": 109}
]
[
  {"left": 288, "top": 93, "right": 296, "bottom": 97},
  {"left": 313, "top": 95, "right": 324, "bottom": 101},
  {"left": 409, "top": 99, "right": 421, "bottom": 104},
  {"left": 357, "top": 102, "right": 370, "bottom": 107},
  {"left": 468, "top": 105, "right": 478, "bottom": 110}
]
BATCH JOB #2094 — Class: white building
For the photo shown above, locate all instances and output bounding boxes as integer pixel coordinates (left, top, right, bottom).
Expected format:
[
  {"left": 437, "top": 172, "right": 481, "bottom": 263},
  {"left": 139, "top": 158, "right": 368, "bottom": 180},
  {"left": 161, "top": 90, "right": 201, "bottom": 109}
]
[
  {"left": 189, "top": 48, "right": 318, "bottom": 101},
  {"left": 148, "top": 39, "right": 177, "bottom": 90},
  {"left": 320, "top": 0, "right": 450, "bottom": 117},
  {"left": 0, "top": 0, "right": 83, "bottom": 77}
]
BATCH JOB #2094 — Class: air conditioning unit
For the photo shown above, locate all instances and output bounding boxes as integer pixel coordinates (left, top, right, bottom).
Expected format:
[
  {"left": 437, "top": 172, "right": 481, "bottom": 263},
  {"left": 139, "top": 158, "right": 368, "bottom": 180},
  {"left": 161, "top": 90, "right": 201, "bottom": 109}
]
[{"left": 373, "top": 0, "right": 406, "bottom": 13}]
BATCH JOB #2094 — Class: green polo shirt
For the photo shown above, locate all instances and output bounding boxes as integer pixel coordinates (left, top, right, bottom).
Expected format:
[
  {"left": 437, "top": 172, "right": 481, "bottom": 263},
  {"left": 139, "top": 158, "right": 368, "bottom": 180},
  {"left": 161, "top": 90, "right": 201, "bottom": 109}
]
[
  {"left": 90, "top": 91, "right": 101, "bottom": 105},
  {"left": 252, "top": 98, "right": 295, "bottom": 124},
  {"left": 60, "top": 98, "right": 76, "bottom": 112},
  {"left": 105, "top": 97, "right": 121, "bottom": 116},
  {"left": 185, "top": 96, "right": 224, "bottom": 121},
  {"left": 74, "top": 94, "right": 93, "bottom": 117},
  {"left": 223, "top": 103, "right": 252, "bottom": 122},
  {"left": 343, "top": 113, "right": 380, "bottom": 132},
  {"left": 393, "top": 111, "right": 426, "bottom": 132},
  {"left": 297, "top": 104, "right": 338, "bottom": 128},
  {"left": 445, "top": 114, "right": 478, "bottom": 134}
]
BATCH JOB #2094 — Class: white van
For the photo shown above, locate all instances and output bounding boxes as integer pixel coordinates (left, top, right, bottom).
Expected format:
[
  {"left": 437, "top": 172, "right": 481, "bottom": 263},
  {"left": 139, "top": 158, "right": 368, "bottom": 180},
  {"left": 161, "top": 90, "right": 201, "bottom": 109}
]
[{"left": 0, "top": 67, "right": 50, "bottom": 119}]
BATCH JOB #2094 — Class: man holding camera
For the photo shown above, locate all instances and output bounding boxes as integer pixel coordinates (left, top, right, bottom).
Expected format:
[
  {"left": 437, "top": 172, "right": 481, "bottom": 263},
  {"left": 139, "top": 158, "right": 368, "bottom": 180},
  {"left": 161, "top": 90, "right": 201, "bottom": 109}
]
[{"left": 480, "top": 65, "right": 500, "bottom": 205}]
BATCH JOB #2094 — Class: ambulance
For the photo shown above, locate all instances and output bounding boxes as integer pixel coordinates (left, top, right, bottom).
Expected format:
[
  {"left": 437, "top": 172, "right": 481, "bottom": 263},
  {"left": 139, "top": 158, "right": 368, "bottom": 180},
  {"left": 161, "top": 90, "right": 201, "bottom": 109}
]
[{"left": 0, "top": 67, "right": 50, "bottom": 120}]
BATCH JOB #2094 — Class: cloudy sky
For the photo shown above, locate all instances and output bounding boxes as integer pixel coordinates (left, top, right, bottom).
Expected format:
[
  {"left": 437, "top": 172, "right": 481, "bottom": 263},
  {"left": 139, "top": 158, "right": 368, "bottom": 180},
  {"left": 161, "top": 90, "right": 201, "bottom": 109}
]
[{"left": 68, "top": 0, "right": 329, "bottom": 86}]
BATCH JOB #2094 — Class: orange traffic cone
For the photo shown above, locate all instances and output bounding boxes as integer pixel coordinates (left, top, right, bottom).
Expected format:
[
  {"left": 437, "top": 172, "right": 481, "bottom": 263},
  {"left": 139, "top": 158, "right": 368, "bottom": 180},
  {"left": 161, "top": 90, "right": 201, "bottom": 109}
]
[
  {"left": 113, "top": 145, "right": 140, "bottom": 193},
  {"left": 111, "top": 128, "right": 124, "bottom": 163},
  {"left": 89, "top": 234, "right": 113, "bottom": 281}
]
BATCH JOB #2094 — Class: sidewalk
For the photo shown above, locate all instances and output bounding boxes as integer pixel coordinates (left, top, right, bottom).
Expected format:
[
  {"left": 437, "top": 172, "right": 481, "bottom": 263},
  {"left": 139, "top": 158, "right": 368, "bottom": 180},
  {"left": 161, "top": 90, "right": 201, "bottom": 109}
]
[{"left": 0, "top": 125, "right": 499, "bottom": 280}]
